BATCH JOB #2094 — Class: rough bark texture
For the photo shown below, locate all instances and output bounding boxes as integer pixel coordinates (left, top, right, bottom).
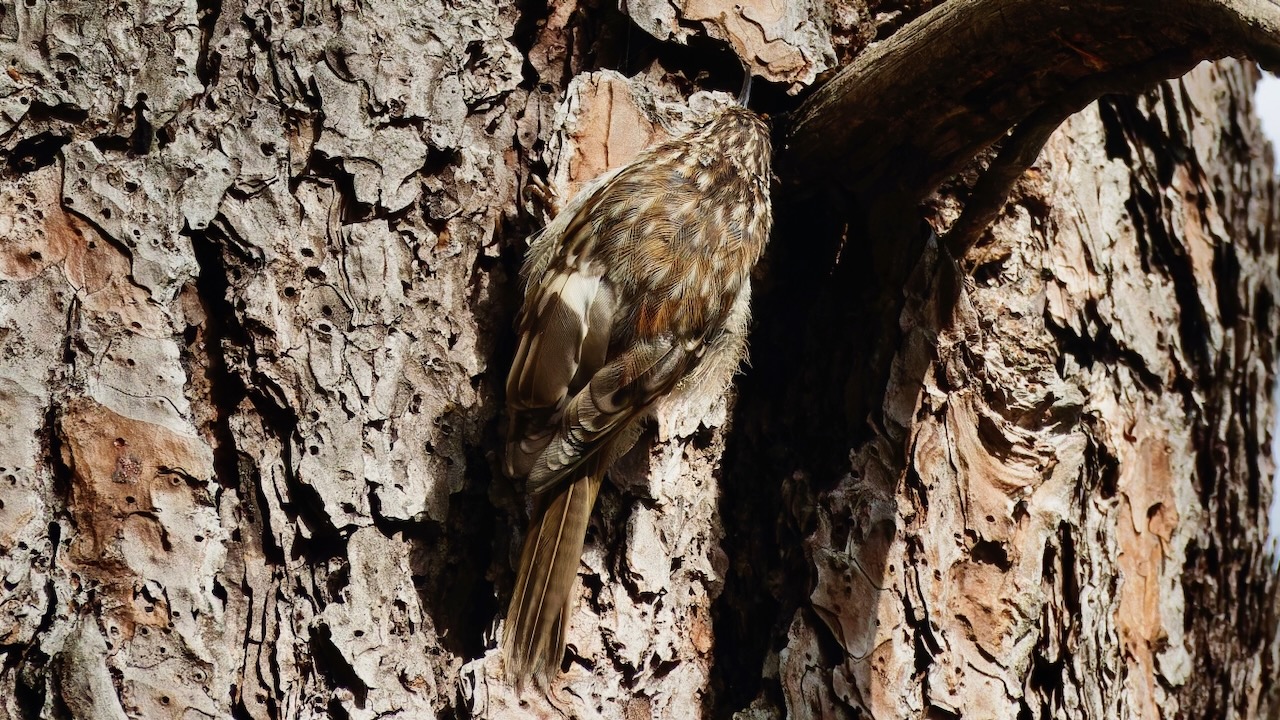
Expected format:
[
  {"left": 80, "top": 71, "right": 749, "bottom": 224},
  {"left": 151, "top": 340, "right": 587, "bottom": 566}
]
[
  {"left": 0, "top": 1, "right": 1277, "bottom": 719},
  {"left": 753, "top": 62, "right": 1280, "bottom": 719}
]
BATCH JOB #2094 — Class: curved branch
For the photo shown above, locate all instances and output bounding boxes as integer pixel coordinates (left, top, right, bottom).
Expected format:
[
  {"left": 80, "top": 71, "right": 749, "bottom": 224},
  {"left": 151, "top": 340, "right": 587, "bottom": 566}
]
[
  {"left": 940, "top": 51, "right": 1203, "bottom": 257},
  {"left": 782, "top": 0, "right": 1280, "bottom": 207}
]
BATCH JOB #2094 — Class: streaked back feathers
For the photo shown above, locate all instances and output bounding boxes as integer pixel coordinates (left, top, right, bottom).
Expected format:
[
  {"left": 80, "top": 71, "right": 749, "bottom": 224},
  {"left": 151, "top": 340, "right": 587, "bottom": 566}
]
[{"left": 502, "top": 103, "right": 773, "bottom": 688}]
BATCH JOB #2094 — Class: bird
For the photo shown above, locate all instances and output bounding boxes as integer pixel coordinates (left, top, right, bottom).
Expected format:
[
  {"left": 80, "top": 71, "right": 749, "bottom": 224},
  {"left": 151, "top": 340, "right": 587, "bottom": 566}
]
[{"left": 501, "top": 97, "right": 773, "bottom": 689}]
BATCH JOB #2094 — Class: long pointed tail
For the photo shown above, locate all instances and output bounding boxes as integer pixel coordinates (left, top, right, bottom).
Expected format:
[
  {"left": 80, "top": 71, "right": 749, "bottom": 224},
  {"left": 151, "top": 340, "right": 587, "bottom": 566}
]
[{"left": 502, "top": 471, "right": 603, "bottom": 688}]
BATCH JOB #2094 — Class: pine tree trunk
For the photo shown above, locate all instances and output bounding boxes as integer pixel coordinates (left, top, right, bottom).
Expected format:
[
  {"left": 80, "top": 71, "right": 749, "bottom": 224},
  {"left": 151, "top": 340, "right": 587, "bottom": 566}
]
[
  {"left": 0, "top": 1, "right": 1276, "bottom": 719},
  {"left": 743, "top": 61, "right": 1280, "bottom": 719}
]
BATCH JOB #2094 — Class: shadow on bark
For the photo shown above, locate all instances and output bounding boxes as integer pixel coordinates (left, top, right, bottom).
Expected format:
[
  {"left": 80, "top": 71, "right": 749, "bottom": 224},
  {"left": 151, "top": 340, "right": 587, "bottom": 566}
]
[{"left": 712, "top": 162, "right": 938, "bottom": 711}]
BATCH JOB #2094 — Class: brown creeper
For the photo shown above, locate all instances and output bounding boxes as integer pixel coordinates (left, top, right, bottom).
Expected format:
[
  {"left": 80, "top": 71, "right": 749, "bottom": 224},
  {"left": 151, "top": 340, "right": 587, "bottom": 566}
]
[{"left": 502, "top": 102, "right": 773, "bottom": 687}]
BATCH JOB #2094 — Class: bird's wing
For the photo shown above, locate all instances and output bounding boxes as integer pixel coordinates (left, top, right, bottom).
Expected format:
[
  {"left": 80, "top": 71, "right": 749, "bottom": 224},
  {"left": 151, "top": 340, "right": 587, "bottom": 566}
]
[
  {"left": 523, "top": 335, "right": 699, "bottom": 496},
  {"left": 505, "top": 164, "right": 709, "bottom": 494},
  {"left": 504, "top": 259, "right": 615, "bottom": 478}
]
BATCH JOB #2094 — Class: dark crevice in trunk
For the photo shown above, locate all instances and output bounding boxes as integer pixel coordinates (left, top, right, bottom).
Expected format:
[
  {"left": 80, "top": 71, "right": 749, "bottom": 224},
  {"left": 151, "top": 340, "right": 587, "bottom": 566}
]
[
  {"left": 189, "top": 225, "right": 290, "bottom": 566},
  {"left": 309, "top": 624, "right": 368, "bottom": 707},
  {"left": 713, "top": 159, "right": 933, "bottom": 710},
  {"left": 4, "top": 132, "right": 69, "bottom": 175},
  {"left": 194, "top": 0, "right": 225, "bottom": 88}
]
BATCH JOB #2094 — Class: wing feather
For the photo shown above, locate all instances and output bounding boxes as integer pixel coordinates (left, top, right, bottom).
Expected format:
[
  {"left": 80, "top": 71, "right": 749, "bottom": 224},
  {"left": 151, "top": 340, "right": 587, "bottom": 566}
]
[
  {"left": 525, "top": 336, "right": 697, "bottom": 495},
  {"left": 505, "top": 266, "right": 615, "bottom": 477}
]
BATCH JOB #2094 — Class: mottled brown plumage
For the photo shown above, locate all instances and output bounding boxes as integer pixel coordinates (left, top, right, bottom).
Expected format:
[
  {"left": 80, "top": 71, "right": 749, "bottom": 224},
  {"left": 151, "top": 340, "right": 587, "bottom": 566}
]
[{"left": 503, "top": 103, "right": 772, "bottom": 688}]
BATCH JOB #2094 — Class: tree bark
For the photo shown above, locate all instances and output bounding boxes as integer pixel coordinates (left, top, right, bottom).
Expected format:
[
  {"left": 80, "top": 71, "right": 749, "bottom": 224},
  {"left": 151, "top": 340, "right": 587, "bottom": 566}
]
[
  {"left": 0, "top": 1, "right": 1276, "bottom": 720},
  {"left": 751, "top": 61, "right": 1280, "bottom": 719}
]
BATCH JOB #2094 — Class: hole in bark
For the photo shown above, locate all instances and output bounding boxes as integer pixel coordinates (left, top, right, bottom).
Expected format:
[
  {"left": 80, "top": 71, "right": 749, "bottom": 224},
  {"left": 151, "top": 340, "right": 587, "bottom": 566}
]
[
  {"left": 970, "top": 539, "right": 1011, "bottom": 570},
  {"left": 463, "top": 40, "right": 485, "bottom": 69},
  {"left": 310, "top": 624, "right": 368, "bottom": 706},
  {"left": 1214, "top": 240, "right": 1241, "bottom": 328},
  {"left": 325, "top": 698, "right": 350, "bottom": 720},
  {"left": 650, "top": 655, "right": 680, "bottom": 679},
  {"left": 5, "top": 132, "right": 69, "bottom": 174},
  {"left": 972, "top": 254, "right": 1008, "bottom": 284},
  {"left": 1029, "top": 648, "right": 1066, "bottom": 709},
  {"left": 1058, "top": 523, "right": 1080, "bottom": 616}
]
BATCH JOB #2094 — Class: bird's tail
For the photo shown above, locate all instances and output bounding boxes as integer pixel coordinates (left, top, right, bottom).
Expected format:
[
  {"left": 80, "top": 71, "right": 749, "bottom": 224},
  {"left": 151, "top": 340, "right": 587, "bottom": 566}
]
[{"left": 502, "top": 470, "right": 603, "bottom": 688}]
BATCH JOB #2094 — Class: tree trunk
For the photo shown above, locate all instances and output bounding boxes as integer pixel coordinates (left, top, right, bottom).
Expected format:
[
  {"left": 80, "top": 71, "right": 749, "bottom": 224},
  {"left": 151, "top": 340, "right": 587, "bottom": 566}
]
[
  {"left": 747, "top": 61, "right": 1280, "bottom": 718},
  {"left": 0, "top": 1, "right": 1276, "bottom": 719}
]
